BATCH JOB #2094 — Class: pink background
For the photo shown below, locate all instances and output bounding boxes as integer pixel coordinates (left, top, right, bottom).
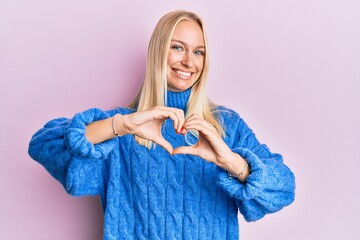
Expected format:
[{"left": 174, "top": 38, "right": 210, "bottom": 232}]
[{"left": 1, "top": 0, "right": 359, "bottom": 239}]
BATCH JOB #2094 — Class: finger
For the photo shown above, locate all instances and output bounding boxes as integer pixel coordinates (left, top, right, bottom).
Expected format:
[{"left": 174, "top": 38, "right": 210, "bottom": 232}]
[
  {"left": 183, "top": 121, "right": 215, "bottom": 136},
  {"left": 168, "top": 111, "right": 179, "bottom": 132},
  {"left": 152, "top": 106, "right": 184, "bottom": 133},
  {"left": 185, "top": 115, "right": 219, "bottom": 135},
  {"left": 163, "top": 107, "right": 184, "bottom": 133},
  {"left": 172, "top": 146, "right": 198, "bottom": 156},
  {"left": 156, "top": 137, "right": 173, "bottom": 155},
  {"left": 163, "top": 108, "right": 184, "bottom": 134},
  {"left": 181, "top": 128, "right": 188, "bottom": 135},
  {"left": 174, "top": 109, "right": 185, "bottom": 133},
  {"left": 184, "top": 115, "right": 214, "bottom": 131},
  {"left": 153, "top": 108, "right": 179, "bottom": 129},
  {"left": 186, "top": 113, "right": 203, "bottom": 121}
]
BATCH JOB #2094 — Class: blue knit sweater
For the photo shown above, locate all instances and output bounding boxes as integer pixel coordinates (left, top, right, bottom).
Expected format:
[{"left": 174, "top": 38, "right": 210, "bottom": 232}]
[{"left": 28, "top": 89, "right": 295, "bottom": 239}]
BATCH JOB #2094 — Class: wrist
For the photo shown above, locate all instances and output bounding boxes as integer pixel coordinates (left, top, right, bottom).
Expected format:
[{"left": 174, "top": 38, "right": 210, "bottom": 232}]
[
  {"left": 220, "top": 152, "right": 240, "bottom": 171},
  {"left": 113, "top": 114, "right": 127, "bottom": 137},
  {"left": 225, "top": 152, "right": 249, "bottom": 182}
]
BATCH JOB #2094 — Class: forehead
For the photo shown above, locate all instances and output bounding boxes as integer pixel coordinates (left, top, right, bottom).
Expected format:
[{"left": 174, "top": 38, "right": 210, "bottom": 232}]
[{"left": 171, "top": 20, "right": 204, "bottom": 47}]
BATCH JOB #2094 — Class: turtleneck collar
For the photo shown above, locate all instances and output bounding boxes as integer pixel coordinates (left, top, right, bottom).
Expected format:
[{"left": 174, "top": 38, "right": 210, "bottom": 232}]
[{"left": 166, "top": 88, "right": 192, "bottom": 112}]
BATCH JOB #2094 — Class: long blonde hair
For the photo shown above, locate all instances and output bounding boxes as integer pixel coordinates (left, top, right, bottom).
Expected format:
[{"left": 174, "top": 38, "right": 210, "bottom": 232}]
[{"left": 128, "top": 10, "right": 225, "bottom": 148}]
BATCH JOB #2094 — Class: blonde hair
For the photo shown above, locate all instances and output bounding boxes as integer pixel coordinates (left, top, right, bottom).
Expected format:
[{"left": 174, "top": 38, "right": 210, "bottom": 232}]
[{"left": 128, "top": 10, "right": 225, "bottom": 148}]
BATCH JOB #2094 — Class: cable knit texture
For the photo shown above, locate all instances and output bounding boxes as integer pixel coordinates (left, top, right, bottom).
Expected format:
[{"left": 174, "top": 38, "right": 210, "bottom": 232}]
[{"left": 28, "top": 88, "right": 295, "bottom": 239}]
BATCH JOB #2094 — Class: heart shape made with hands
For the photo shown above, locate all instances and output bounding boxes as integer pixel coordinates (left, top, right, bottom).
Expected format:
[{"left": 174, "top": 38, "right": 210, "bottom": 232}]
[
  {"left": 146, "top": 122, "right": 197, "bottom": 155},
  {"left": 125, "top": 106, "right": 229, "bottom": 163},
  {"left": 147, "top": 119, "right": 222, "bottom": 164}
]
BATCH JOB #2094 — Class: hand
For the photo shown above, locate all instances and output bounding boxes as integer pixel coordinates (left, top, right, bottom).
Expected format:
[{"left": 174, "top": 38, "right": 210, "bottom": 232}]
[
  {"left": 172, "top": 114, "right": 234, "bottom": 170},
  {"left": 119, "top": 106, "right": 185, "bottom": 154}
]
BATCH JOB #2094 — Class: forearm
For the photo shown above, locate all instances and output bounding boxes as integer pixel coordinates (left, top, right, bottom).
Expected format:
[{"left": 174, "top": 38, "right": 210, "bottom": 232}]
[{"left": 85, "top": 114, "right": 127, "bottom": 144}]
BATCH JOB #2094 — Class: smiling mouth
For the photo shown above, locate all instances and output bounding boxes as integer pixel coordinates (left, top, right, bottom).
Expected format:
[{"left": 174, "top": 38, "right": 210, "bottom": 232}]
[{"left": 173, "top": 69, "right": 193, "bottom": 78}]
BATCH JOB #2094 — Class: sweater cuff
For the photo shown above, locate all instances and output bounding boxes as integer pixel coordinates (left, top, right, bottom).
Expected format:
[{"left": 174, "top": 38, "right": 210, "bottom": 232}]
[
  {"left": 216, "top": 148, "right": 267, "bottom": 201},
  {"left": 65, "top": 108, "right": 117, "bottom": 159}
]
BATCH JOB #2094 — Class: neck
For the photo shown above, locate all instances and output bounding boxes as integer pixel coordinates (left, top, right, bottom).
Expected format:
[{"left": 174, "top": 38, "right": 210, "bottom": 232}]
[{"left": 166, "top": 88, "right": 192, "bottom": 112}]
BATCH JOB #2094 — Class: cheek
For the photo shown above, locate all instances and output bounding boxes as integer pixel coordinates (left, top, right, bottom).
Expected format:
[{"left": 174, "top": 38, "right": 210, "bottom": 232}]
[
  {"left": 167, "top": 52, "right": 180, "bottom": 66},
  {"left": 195, "top": 58, "right": 204, "bottom": 72},
  {"left": 167, "top": 54, "right": 173, "bottom": 66}
]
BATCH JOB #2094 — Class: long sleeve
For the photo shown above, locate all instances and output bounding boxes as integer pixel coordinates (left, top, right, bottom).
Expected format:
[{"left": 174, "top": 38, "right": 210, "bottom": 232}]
[
  {"left": 28, "top": 108, "right": 118, "bottom": 196},
  {"left": 216, "top": 112, "right": 295, "bottom": 222}
]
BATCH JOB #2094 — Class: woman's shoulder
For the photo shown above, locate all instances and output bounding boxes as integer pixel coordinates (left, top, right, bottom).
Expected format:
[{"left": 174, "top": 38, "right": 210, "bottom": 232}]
[
  {"left": 112, "top": 106, "right": 136, "bottom": 115},
  {"left": 76, "top": 106, "right": 135, "bottom": 119},
  {"left": 212, "top": 105, "right": 242, "bottom": 123},
  {"left": 212, "top": 105, "right": 252, "bottom": 139}
]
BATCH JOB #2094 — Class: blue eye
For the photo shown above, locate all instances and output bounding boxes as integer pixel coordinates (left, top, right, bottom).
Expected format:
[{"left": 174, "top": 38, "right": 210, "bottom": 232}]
[
  {"left": 194, "top": 50, "right": 205, "bottom": 56},
  {"left": 172, "top": 45, "right": 183, "bottom": 51}
]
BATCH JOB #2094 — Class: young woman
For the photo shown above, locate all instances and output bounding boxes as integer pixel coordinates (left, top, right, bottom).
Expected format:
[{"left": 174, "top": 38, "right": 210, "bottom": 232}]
[{"left": 29, "top": 10, "right": 295, "bottom": 239}]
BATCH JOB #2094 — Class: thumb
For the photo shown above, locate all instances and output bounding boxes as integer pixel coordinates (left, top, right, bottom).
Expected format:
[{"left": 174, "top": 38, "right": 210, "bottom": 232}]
[
  {"left": 156, "top": 137, "right": 173, "bottom": 155},
  {"left": 172, "top": 146, "right": 197, "bottom": 156}
]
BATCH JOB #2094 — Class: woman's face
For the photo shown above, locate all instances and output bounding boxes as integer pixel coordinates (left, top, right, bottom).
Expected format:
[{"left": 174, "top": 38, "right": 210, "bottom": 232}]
[{"left": 167, "top": 20, "right": 205, "bottom": 92}]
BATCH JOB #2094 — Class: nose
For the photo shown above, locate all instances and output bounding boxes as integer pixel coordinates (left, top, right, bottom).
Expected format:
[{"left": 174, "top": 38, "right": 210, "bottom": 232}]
[{"left": 181, "top": 52, "right": 194, "bottom": 68}]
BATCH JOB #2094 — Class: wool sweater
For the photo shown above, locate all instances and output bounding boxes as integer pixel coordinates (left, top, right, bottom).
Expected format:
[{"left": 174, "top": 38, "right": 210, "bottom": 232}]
[{"left": 28, "top": 88, "right": 295, "bottom": 240}]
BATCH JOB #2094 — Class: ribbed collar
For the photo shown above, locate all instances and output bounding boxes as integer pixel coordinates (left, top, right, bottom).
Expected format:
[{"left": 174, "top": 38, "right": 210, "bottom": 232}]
[{"left": 166, "top": 88, "right": 192, "bottom": 112}]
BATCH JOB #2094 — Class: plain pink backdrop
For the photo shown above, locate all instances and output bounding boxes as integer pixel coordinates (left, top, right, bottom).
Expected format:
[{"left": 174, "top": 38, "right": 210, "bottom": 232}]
[{"left": 1, "top": 0, "right": 359, "bottom": 239}]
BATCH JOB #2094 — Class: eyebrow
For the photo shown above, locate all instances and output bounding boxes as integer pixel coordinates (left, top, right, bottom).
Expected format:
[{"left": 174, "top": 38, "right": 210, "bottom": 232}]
[{"left": 171, "top": 39, "right": 205, "bottom": 49}]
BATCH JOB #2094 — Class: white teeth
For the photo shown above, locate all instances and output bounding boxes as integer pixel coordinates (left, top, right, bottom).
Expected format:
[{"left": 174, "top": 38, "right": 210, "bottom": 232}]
[{"left": 176, "top": 70, "right": 191, "bottom": 77}]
